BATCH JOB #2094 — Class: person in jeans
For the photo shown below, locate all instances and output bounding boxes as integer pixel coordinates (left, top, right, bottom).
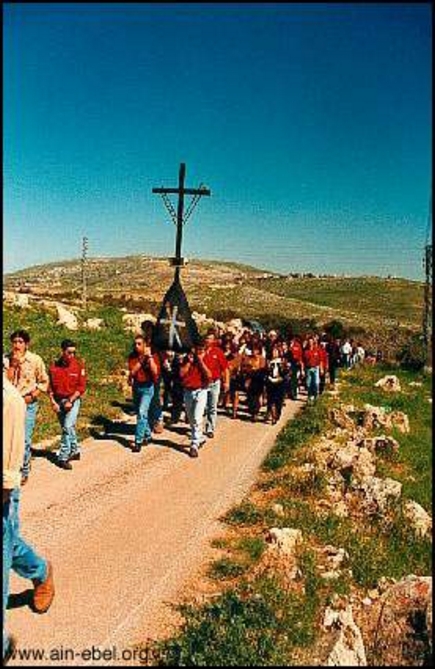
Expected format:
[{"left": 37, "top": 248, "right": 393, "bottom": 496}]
[
  {"left": 48, "top": 339, "right": 87, "bottom": 469},
  {"left": 128, "top": 334, "right": 160, "bottom": 452},
  {"left": 5, "top": 330, "right": 49, "bottom": 485},
  {"left": 203, "top": 330, "right": 229, "bottom": 439},
  {"left": 180, "top": 340, "right": 212, "bottom": 458},
  {"left": 3, "top": 376, "right": 55, "bottom": 664},
  {"left": 303, "top": 336, "right": 322, "bottom": 402}
]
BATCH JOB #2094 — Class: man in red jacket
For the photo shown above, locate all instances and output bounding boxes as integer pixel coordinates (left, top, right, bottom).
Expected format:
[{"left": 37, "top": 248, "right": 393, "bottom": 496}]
[
  {"left": 203, "top": 330, "right": 229, "bottom": 439},
  {"left": 180, "top": 339, "right": 212, "bottom": 458},
  {"left": 127, "top": 334, "right": 160, "bottom": 452},
  {"left": 48, "top": 339, "right": 87, "bottom": 469},
  {"left": 303, "top": 336, "right": 322, "bottom": 402}
]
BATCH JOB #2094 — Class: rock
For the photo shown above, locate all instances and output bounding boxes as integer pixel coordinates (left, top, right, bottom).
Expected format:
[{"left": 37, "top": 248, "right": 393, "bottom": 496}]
[
  {"left": 390, "top": 411, "right": 410, "bottom": 434},
  {"left": 329, "top": 408, "right": 355, "bottom": 430},
  {"left": 326, "top": 605, "right": 367, "bottom": 666},
  {"left": 323, "top": 546, "right": 350, "bottom": 570},
  {"left": 369, "top": 575, "right": 432, "bottom": 666},
  {"left": 14, "top": 293, "right": 31, "bottom": 308},
  {"left": 332, "top": 501, "right": 349, "bottom": 518},
  {"left": 363, "top": 404, "right": 410, "bottom": 434},
  {"left": 355, "top": 476, "right": 402, "bottom": 514},
  {"left": 56, "top": 304, "right": 78, "bottom": 330},
  {"left": 272, "top": 503, "right": 285, "bottom": 518},
  {"left": 375, "top": 375, "right": 402, "bottom": 392},
  {"left": 330, "top": 445, "right": 376, "bottom": 481},
  {"left": 403, "top": 501, "right": 432, "bottom": 539},
  {"left": 359, "top": 435, "right": 400, "bottom": 455},
  {"left": 265, "top": 527, "right": 303, "bottom": 556},
  {"left": 321, "top": 570, "right": 342, "bottom": 581},
  {"left": 84, "top": 318, "right": 105, "bottom": 330}
]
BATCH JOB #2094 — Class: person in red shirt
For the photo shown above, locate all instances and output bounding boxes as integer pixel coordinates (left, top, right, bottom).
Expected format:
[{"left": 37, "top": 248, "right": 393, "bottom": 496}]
[
  {"left": 203, "top": 330, "right": 229, "bottom": 439},
  {"left": 48, "top": 339, "right": 87, "bottom": 469},
  {"left": 303, "top": 336, "right": 322, "bottom": 402},
  {"left": 180, "top": 339, "right": 212, "bottom": 458},
  {"left": 319, "top": 341, "right": 329, "bottom": 394},
  {"left": 127, "top": 334, "right": 160, "bottom": 453},
  {"left": 288, "top": 336, "right": 304, "bottom": 400}
]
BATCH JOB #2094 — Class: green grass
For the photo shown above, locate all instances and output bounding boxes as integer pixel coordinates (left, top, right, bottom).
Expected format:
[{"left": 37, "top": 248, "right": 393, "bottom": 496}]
[{"left": 149, "top": 362, "right": 432, "bottom": 665}]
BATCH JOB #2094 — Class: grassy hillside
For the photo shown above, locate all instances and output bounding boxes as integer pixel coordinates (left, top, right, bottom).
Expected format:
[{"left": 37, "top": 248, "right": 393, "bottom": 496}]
[{"left": 4, "top": 255, "right": 424, "bottom": 334}]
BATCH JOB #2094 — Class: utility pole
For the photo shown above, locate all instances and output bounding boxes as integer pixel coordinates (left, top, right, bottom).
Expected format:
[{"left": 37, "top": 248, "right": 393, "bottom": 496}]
[
  {"left": 81, "top": 236, "right": 89, "bottom": 310},
  {"left": 152, "top": 163, "right": 211, "bottom": 281},
  {"left": 423, "top": 194, "right": 432, "bottom": 368}
]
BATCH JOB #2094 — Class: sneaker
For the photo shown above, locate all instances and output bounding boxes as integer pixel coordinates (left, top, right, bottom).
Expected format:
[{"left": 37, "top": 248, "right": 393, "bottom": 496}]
[
  {"left": 131, "top": 443, "right": 142, "bottom": 453},
  {"left": 32, "top": 561, "right": 55, "bottom": 614},
  {"left": 189, "top": 446, "right": 199, "bottom": 458},
  {"left": 153, "top": 422, "right": 164, "bottom": 435},
  {"left": 68, "top": 453, "right": 81, "bottom": 462},
  {"left": 198, "top": 438, "right": 206, "bottom": 449},
  {"left": 57, "top": 459, "right": 72, "bottom": 470},
  {"left": 21, "top": 475, "right": 29, "bottom": 486},
  {"left": 206, "top": 431, "right": 214, "bottom": 439}
]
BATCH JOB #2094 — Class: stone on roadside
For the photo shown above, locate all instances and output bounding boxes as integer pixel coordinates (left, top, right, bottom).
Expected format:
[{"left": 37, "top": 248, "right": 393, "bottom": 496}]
[
  {"left": 368, "top": 575, "right": 432, "bottom": 666},
  {"left": 375, "top": 375, "right": 402, "bottom": 392},
  {"left": 272, "top": 503, "right": 285, "bottom": 518},
  {"left": 56, "top": 303, "right": 79, "bottom": 330},
  {"left": 265, "top": 527, "right": 303, "bottom": 556},
  {"left": 354, "top": 476, "right": 402, "bottom": 514},
  {"left": 403, "top": 500, "right": 432, "bottom": 539},
  {"left": 325, "top": 604, "right": 367, "bottom": 666},
  {"left": 84, "top": 317, "right": 105, "bottom": 330}
]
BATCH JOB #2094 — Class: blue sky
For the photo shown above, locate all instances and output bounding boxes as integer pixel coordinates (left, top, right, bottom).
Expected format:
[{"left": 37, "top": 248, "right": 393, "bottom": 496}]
[{"left": 3, "top": 3, "right": 432, "bottom": 279}]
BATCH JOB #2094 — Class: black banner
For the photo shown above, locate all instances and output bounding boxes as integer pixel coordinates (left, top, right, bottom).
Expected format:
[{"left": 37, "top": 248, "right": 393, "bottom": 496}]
[{"left": 152, "top": 276, "right": 200, "bottom": 353}]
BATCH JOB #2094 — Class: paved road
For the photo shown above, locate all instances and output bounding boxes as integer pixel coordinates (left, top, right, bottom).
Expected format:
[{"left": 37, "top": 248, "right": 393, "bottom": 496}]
[{"left": 7, "top": 400, "right": 304, "bottom": 666}]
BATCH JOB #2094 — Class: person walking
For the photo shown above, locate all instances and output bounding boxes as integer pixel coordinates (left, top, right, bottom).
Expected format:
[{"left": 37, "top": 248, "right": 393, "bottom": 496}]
[
  {"left": 5, "top": 330, "right": 49, "bottom": 484},
  {"left": 241, "top": 341, "right": 267, "bottom": 421},
  {"left": 48, "top": 339, "right": 87, "bottom": 469},
  {"left": 180, "top": 340, "right": 212, "bottom": 458},
  {"left": 127, "top": 334, "right": 160, "bottom": 452},
  {"left": 287, "top": 336, "right": 304, "bottom": 400},
  {"left": 3, "top": 376, "right": 55, "bottom": 664},
  {"left": 265, "top": 346, "right": 287, "bottom": 424},
  {"left": 303, "top": 336, "right": 322, "bottom": 402},
  {"left": 203, "top": 330, "right": 229, "bottom": 439}
]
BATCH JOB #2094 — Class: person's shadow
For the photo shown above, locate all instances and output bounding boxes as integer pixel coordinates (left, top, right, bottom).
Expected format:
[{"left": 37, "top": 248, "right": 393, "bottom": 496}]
[{"left": 89, "top": 414, "right": 135, "bottom": 450}]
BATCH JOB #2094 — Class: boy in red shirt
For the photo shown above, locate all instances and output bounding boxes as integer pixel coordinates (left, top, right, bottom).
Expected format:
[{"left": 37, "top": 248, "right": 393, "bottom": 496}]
[
  {"left": 127, "top": 334, "right": 160, "bottom": 452},
  {"left": 203, "top": 330, "right": 229, "bottom": 439},
  {"left": 303, "top": 336, "right": 322, "bottom": 402},
  {"left": 180, "top": 339, "right": 212, "bottom": 458},
  {"left": 48, "top": 339, "right": 87, "bottom": 469}
]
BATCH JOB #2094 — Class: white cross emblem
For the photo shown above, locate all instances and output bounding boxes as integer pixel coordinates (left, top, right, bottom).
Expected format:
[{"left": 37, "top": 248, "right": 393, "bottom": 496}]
[{"left": 160, "top": 304, "right": 186, "bottom": 348}]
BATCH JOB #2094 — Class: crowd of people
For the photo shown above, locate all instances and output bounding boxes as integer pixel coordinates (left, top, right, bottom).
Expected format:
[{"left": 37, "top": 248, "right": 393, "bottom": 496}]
[
  {"left": 127, "top": 326, "right": 366, "bottom": 457},
  {"left": 2, "top": 322, "right": 367, "bottom": 661}
]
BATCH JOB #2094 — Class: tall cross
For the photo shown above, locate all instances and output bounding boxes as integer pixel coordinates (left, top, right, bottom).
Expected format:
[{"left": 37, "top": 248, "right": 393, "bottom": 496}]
[
  {"left": 160, "top": 304, "right": 186, "bottom": 348},
  {"left": 153, "top": 163, "right": 211, "bottom": 281}
]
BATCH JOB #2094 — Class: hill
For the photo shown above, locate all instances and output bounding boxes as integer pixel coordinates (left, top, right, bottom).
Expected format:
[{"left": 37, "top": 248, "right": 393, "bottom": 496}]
[{"left": 3, "top": 255, "right": 424, "bottom": 336}]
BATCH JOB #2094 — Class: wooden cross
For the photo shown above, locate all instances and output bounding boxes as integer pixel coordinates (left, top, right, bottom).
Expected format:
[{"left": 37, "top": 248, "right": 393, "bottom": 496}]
[{"left": 153, "top": 163, "right": 211, "bottom": 281}]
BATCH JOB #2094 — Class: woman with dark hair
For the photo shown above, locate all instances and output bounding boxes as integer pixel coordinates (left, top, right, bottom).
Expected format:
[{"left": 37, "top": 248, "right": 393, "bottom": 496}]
[
  {"left": 265, "top": 346, "right": 287, "bottom": 424},
  {"left": 241, "top": 341, "right": 266, "bottom": 422}
]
